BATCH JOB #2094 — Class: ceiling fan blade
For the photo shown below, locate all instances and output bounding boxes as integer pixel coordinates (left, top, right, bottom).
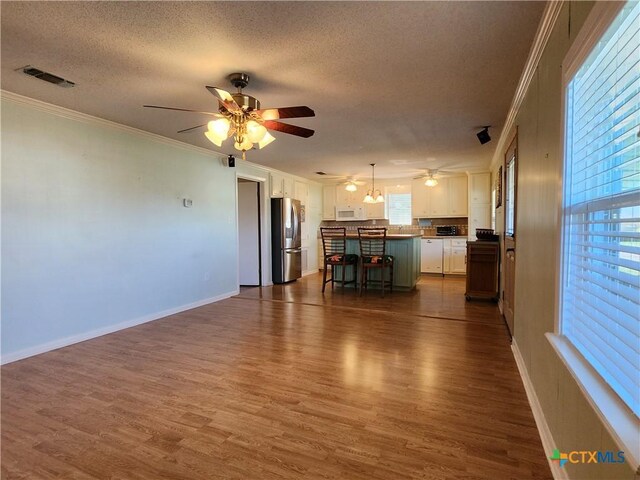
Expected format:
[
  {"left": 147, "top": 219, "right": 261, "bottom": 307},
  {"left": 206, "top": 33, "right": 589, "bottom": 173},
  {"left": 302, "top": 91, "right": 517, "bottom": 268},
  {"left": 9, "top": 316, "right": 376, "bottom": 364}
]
[
  {"left": 263, "top": 120, "right": 314, "bottom": 138},
  {"left": 177, "top": 123, "right": 207, "bottom": 134},
  {"left": 143, "top": 105, "right": 223, "bottom": 116},
  {"left": 256, "top": 106, "right": 315, "bottom": 121},
  {"left": 205, "top": 86, "right": 241, "bottom": 113}
]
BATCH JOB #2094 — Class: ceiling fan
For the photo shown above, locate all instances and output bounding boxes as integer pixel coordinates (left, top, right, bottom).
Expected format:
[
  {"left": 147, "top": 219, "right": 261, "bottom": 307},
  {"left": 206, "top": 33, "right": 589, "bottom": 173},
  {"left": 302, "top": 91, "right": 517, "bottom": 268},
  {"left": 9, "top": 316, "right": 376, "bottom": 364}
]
[
  {"left": 316, "top": 172, "right": 367, "bottom": 191},
  {"left": 413, "top": 168, "right": 459, "bottom": 187},
  {"left": 144, "top": 72, "right": 315, "bottom": 159}
]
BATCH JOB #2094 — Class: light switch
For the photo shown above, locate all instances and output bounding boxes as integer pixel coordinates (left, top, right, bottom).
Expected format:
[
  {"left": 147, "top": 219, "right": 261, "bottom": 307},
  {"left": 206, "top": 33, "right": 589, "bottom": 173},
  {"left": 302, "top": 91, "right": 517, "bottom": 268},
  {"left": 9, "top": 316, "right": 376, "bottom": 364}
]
[{"left": 183, "top": 198, "right": 193, "bottom": 208}]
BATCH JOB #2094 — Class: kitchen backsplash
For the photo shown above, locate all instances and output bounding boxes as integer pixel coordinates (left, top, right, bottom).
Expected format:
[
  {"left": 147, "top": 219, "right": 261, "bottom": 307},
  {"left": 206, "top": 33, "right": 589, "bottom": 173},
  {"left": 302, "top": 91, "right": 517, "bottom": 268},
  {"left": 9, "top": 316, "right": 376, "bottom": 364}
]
[{"left": 319, "top": 217, "right": 468, "bottom": 236}]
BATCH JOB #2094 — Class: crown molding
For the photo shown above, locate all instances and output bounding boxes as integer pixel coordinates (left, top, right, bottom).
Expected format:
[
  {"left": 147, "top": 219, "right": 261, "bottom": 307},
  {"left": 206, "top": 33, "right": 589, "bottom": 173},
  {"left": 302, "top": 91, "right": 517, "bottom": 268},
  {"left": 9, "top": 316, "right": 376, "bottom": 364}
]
[
  {"left": 1, "top": 89, "right": 226, "bottom": 159},
  {"left": 489, "top": 0, "right": 565, "bottom": 171}
]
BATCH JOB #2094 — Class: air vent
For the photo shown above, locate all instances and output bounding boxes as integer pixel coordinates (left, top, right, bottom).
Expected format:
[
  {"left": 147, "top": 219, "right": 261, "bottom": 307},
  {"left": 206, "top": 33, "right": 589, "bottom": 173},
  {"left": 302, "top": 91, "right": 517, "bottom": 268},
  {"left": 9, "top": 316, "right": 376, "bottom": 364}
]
[
  {"left": 315, "top": 171, "right": 327, "bottom": 175},
  {"left": 21, "top": 65, "right": 75, "bottom": 88}
]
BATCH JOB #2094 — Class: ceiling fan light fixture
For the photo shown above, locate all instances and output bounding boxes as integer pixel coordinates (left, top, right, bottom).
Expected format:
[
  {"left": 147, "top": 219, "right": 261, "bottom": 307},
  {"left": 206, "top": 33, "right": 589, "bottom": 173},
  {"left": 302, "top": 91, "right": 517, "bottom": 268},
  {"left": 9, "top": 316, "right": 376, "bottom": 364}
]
[
  {"left": 246, "top": 120, "right": 268, "bottom": 143},
  {"left": 234, "top": 137, "right": 253, "bottom": 152},
  {"left": 258, "top": 131, "right": 276, "bottom": 149},
  {"left": 345, "top": 182, "right": 358, "bottom": 192},
  {"left": 425, "top": 176, "right": 438, "bottom": 187},
  {"left": 207, "top": 118, "right": 230, "bottom": 137},
  {"left": 204, "top": 130, "right": 224, "bottom": 147}
]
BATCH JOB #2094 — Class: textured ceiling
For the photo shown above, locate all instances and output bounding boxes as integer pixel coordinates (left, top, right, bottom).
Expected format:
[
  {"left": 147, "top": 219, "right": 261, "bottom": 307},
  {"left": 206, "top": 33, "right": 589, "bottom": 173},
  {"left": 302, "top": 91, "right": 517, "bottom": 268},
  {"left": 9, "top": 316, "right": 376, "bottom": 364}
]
[{"left": 1, "top": 1, "right": 545, "bottom": 181}]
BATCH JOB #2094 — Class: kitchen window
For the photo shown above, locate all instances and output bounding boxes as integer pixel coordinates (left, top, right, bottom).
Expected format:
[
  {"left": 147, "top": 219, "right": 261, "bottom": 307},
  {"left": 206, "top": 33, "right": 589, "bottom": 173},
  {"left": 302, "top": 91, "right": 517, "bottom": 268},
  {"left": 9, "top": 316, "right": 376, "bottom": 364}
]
[
  {"left": 386, "top": 188, "right": 412, "bottom": 226},
  {"left": 550, "top": 0, "right": 639, "bottom": 465}
]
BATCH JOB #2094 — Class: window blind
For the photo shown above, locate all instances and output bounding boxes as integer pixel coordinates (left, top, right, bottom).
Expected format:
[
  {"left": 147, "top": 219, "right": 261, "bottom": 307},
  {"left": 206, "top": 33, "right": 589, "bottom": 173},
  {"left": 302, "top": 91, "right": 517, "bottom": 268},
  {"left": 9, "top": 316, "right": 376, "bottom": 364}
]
[
  {"left": 562, "top": 1, "right": 640, "bottom": 417},
  {"left": 387, "top": 193, "right": 412, "bottom": 226}
]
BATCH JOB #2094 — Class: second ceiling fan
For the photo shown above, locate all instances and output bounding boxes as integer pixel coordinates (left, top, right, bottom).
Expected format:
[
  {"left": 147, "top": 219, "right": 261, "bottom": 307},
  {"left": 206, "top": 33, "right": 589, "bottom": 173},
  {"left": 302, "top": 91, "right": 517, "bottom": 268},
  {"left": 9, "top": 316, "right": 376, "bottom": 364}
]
[{"left": 144, "top": 72, "right": 315, "bottom": 159}]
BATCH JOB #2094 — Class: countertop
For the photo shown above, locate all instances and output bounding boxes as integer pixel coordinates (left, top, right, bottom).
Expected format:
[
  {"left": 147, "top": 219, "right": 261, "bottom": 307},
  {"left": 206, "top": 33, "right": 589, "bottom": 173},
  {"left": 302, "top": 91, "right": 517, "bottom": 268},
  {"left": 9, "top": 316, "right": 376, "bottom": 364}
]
[
  {"left": 421, "top": 236, "right": 468, "bottom": 239},
  {"left": 344, "top": 233, "right": 422, "bottom": 239}
]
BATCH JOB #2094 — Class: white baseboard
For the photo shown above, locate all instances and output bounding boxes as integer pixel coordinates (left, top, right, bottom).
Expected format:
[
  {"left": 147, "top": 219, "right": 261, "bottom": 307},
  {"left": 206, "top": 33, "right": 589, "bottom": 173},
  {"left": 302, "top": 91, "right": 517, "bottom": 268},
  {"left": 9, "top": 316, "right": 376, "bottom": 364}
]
[
  {"left": 1, "top": 290, "right": 239, "bottom": 365},
  {"left": 302, "top": 269, "right": 319, "bottom": 277},
  {"left": 512, "top": 339, "right": 568, "bottom": 480}
]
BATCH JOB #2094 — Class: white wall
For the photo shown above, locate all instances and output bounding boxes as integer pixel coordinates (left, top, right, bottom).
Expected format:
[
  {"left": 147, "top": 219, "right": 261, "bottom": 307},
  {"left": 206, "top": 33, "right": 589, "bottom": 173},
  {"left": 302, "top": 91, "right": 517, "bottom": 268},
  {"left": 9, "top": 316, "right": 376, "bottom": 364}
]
[{"left": 1, "top": 94, "right": 239, "bottom": 362}]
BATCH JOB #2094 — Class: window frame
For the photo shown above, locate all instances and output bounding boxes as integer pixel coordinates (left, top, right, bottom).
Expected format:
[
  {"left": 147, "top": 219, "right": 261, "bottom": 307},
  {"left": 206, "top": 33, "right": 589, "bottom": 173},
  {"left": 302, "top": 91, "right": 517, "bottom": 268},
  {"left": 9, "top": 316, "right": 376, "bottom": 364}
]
[
  {"left": 385, "top": 187, "right": 412, "bottom": 226},
  {"left": 550, "top": 0, "right": 640, "bottom": 470}
]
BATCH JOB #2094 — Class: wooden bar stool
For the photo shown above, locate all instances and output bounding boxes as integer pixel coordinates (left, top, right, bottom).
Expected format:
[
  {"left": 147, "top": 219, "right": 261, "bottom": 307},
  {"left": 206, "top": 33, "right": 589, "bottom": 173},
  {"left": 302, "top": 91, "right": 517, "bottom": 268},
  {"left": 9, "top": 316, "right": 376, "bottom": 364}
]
[
  {"left": 320, "top": 227, "right": 358, "bottom": 293},
  {"left": 357, "top": 227, "right": 394, "bottom": 297}
]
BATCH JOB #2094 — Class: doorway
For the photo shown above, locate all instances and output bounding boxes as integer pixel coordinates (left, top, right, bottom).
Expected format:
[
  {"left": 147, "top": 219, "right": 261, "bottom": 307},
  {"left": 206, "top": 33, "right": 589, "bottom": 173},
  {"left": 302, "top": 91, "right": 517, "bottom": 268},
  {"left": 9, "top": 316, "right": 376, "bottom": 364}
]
[{"left": 237, "top": 178, "right": 261, "bottom": 287}]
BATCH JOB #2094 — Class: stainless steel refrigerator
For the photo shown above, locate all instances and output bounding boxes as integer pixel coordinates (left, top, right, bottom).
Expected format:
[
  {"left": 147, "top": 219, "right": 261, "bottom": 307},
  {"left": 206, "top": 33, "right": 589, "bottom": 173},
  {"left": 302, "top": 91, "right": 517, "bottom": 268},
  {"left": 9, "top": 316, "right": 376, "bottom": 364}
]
[{"left": 271, "top": 198, "right": 302, "bottom": 284}]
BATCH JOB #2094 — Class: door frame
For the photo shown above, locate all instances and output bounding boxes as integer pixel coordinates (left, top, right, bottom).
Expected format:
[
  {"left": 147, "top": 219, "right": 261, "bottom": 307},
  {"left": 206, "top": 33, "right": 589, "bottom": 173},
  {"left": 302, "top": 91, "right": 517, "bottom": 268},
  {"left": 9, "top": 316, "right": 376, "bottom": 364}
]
[
  {"left": 236, "top": 173, "right": 271, "bottom": 287},
  {"left": 502, "top": 132, "right": 518, "bottom": 336}
]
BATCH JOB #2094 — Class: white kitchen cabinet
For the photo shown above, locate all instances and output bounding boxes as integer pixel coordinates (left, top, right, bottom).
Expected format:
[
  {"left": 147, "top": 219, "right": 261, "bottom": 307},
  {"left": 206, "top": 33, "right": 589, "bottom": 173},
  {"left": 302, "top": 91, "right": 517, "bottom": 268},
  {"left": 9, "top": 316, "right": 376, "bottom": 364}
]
[
  {"left": 469, "top": 203, "right": 491, "bottom": 239},
  {"left": 469, "top": 173, "right": 491, "bottom": 204},
  {"left": 366, "top": 201, "right": 386, "bottom": 220},
  {"left": 411, "top": 179, "right": 429, "bottom": 217},
  {"left": 294, "top": 181, "right": 308, "bottom": 203},
  {"left": 270, "top": 172, "right": 285, "bottom": 197},
  {"left": 322, "top": 186, "right": 336, "bottom": 220},
  {"left": 468, "top": 172, "right": 491, "bottom": 240},
  {"left": 427, "top": 179, "right": 449, "bottom": 216},
  {"left": 443, "top": 238, "right": 467, "bottom": 274},
  {"left": 271, "top": 173, "right": 295, "bottom": 198},
  {"left": 412, "top": 176, "right": 468, "bottom": 218},
  {"left": 450, "top": 247, "right": 467, "bottom": 273},
  {"left": 448, "top": 176, "right": 468, "bottom": 216},
  {"left": 283, "top": 177, "right": 295, "bottom": 198},
  {"left": 335, "top": 187, "right": 359, "bottom": 206},
  {"left": 420, "top": 238, "right": 443, "bottom": 273}
]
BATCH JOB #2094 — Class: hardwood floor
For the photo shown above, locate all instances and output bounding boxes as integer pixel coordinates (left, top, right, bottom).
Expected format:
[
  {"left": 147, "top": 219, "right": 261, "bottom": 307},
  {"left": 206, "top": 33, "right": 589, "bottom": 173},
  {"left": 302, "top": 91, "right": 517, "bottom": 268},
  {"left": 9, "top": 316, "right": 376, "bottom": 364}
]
[{"left": 2, "top": 274, "right": 551, "bottom": 479}]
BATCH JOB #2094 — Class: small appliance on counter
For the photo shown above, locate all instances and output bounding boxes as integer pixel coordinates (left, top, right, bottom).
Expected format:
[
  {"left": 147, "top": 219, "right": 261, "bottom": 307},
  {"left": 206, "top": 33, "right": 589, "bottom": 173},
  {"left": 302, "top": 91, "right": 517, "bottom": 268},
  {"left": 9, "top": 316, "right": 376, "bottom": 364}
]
[
  {"left": 271, "top": 198, "right": 302, "bottom": 283},
  {"left": 436, "top": 225, "right": 458, "bottom": 236}
]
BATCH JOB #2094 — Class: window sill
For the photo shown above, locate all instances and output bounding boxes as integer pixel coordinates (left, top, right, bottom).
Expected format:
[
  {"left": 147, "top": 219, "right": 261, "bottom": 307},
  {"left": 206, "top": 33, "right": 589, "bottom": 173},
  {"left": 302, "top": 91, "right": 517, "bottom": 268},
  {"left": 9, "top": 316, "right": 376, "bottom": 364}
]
[{"left": 546, "top": 333, "right": 640, "bottom": 474}]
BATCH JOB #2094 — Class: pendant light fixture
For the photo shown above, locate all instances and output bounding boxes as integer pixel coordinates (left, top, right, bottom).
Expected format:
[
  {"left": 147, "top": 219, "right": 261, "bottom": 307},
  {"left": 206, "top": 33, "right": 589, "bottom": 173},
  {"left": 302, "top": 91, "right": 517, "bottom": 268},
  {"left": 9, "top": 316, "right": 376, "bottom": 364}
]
[{"left": 363, "top": 163, "right": 384, "bottom": 203}]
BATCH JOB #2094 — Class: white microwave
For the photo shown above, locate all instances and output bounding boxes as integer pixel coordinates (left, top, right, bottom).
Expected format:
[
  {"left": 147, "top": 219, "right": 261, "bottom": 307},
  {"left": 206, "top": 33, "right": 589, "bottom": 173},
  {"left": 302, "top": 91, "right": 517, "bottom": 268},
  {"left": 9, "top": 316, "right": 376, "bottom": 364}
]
[{"left": 335, "top": 205, "right": 366, "bottom": 221}]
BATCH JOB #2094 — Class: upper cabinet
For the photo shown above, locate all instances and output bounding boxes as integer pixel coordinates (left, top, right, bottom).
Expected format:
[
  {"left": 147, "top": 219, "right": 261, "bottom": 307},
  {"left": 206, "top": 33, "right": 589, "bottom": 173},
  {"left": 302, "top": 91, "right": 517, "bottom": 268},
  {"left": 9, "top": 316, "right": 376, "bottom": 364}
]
[
  {"left": 448, "top": 176, "right": 468, "bottom": 216},
  {"left": 411, "top": 179, "right": 429, "bottom": 217},
  {"left": 412, "top": 175, "right": 468, "bottom": 218},
  {"left": 270, "top": 173, "right": 295, "bottom": 198},
  {"left": 365, "top": 201, "right": 385, "bottom": 220},
  {"left": 322, "top": 186, "right": 336, "bottom": 220},
  {"left": 468, "top": 172, "right": 491, "bottom": 240},
  {"left": 335, "top": 187, "right": 360, "bottom": 207},
  {"left": 469, "top": 172, "right": 491, "bottom": 204}
]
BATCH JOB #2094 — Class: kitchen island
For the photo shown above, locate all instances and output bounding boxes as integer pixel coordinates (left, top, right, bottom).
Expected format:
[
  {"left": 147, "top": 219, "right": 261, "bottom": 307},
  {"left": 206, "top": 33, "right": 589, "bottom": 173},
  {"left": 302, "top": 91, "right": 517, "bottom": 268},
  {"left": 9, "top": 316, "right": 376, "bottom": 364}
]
[{"left": 331, "top": 233, "right": 421, "bottom": 291}]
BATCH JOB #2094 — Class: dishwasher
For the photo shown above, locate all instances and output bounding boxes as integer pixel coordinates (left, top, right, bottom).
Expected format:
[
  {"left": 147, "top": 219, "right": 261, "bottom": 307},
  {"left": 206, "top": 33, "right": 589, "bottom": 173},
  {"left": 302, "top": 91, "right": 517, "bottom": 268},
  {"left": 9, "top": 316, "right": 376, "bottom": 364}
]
[{"left": 420, "top": 238, "right": 443, "bottom": 273}]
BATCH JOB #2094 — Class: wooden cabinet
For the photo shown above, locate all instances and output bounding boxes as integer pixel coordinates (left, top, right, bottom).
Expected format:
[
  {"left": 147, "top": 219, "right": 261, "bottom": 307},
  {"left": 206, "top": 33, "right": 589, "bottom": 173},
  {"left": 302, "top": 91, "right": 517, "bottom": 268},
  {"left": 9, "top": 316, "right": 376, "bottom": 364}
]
[
  {"left": 322, "top": 186, "right": 336, "bottom": 220},
  {"left": 465, "top": 241, "right": 499, "bottom": 300},
  {"left": 411, "top": 176, "right": 468, "bottom": 218}
]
